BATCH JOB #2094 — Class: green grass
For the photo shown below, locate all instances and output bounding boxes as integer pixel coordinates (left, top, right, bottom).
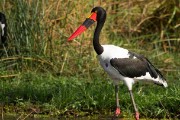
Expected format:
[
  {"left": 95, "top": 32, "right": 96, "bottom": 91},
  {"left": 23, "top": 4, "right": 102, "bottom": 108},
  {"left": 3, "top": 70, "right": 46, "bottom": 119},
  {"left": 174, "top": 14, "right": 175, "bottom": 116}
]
[
  {"left": 0, "top": 71, "right": 179, "bottom": 119},
  {"left": 0, "top": 0, "right": 180, "bottom": 119}
]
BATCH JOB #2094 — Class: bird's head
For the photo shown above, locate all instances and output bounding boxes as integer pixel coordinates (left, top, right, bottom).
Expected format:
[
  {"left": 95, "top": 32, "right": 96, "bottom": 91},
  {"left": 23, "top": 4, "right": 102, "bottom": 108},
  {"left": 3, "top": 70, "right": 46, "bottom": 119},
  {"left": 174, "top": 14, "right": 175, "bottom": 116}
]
[{"left": 68, "top": 7, "right": 106, "bottom": 41}]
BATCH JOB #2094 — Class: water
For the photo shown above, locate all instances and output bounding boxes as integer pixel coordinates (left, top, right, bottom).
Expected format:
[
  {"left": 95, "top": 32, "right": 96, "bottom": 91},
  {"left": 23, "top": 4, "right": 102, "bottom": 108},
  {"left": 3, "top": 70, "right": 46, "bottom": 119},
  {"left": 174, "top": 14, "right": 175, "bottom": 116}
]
[
  {"left": 1, "top": 114, "right": 125, "bottom": 120},
  {"left": 2, "top": 115, "right": 57, "bottom": 120}
]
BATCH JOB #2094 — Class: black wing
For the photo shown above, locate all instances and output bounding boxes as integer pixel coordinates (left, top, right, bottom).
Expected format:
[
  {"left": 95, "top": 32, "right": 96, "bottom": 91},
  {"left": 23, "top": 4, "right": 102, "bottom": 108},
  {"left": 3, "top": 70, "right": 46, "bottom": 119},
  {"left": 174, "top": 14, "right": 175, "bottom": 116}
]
[{"left": 110, "top": 51, "right": 163, "bottom": 79}]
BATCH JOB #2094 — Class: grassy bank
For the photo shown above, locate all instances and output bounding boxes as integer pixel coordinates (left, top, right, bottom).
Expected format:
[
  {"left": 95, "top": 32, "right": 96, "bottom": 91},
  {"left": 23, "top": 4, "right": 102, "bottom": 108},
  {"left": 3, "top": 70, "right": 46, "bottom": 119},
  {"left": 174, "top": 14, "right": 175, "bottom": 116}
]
[
  {"left": 0, "top": 0, "right": 180, "bottom": 119},
  {"left": 0, "top": 72, "right": 180, "bottom": 119}
]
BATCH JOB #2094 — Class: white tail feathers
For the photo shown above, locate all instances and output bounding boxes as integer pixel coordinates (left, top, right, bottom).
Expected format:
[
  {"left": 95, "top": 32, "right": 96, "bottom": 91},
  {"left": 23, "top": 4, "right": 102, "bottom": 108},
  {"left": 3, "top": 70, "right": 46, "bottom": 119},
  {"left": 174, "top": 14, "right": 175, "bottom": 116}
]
[
  {"left": 154, "top": 77, "right": 168, "bottom": 87},
  {"left": 162, "top": 80, "right": 168, "bottom": 87}
]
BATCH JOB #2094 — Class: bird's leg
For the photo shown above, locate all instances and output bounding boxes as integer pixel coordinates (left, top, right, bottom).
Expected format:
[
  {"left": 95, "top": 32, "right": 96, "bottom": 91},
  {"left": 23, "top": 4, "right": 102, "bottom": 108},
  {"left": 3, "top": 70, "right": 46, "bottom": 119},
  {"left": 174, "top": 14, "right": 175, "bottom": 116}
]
[
  {"left": 115, "top": 85, "right": 120, "bottom": 116},
  {"left": 129, "top": 90, "right": 139, "bottom": 120}
]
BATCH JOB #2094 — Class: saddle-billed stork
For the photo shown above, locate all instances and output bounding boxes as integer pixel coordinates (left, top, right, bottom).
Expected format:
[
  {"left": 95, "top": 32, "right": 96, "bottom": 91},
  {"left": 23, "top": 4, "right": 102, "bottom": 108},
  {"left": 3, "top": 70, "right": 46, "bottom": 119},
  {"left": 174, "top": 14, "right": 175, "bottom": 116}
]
[
  {"left": 0, "top": 12, "right": 7, "bottom": 45},
  {"left": 68, "top": 7, "right": 168, "bottom": 120}
]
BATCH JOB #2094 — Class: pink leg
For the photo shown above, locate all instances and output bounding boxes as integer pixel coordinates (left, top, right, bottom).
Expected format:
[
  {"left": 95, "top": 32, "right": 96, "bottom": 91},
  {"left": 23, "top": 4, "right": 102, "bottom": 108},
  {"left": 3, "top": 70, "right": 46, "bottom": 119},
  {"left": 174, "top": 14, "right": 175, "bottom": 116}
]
[
  {"left": 135, "top": 111, "right": 140, "bottom": 120},
  {"left": 115, "top": 107, "right": 121, "bottom": 116},
  {"left": 129, "top": 90, "right": 140, "bottom": 120},
  {"left": 114, "top": 85, "right": 121, "bottom": 116}
]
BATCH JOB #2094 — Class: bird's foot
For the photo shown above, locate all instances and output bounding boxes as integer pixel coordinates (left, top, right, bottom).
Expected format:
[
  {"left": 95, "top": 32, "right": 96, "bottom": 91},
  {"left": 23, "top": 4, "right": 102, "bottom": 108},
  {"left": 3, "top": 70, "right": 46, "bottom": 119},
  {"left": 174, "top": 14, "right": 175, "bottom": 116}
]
[
  {"left": 135, "top": 112, "right": 140, "bottom": 120},
  {"left": 115, "top": 107, "right": 121, "bottom": 116}
]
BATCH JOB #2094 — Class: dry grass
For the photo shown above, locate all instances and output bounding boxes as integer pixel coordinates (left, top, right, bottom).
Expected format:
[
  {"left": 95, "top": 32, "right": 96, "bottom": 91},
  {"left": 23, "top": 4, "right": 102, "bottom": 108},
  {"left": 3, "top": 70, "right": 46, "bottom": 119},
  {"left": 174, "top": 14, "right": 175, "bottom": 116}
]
[{"left": 0, "top": 0, "right": 179, "bottom": 80}]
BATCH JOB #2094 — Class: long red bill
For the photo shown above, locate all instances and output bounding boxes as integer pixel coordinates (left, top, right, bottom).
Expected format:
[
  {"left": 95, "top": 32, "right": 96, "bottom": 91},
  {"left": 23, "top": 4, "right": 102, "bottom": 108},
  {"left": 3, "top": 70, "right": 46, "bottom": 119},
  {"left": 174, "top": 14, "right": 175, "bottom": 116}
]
[
  {"left": 68, "top": 25, "right": 87, "bottom": 41},
  {"left": 68, "top": 12, "right": 97, "bottom": 41}
]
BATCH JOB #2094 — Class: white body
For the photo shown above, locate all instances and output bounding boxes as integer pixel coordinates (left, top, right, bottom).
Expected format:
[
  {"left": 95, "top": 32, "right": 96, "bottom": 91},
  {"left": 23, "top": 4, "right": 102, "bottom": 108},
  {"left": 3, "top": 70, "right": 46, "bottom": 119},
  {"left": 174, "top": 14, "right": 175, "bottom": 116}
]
[
  {"left": 0, "top": 23, "right": 5, "bottom": 36},
  {"left": 97, "top": 45, "right": 167, "bottom": 90}
]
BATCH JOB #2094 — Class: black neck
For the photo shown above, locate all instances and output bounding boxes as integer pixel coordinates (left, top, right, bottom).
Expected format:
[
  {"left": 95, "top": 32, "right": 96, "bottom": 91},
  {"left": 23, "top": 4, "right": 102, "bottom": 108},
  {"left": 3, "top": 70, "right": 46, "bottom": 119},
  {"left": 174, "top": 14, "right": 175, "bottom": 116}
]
[{"left": 93, "top": 21, "right": 104, "bottom": 55}]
